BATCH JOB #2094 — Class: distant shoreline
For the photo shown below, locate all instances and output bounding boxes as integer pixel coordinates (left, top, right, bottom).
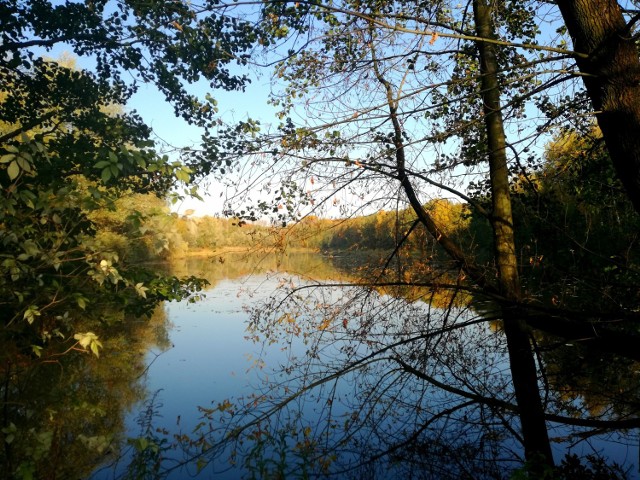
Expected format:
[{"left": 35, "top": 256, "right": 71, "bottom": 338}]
[{"left": 176, "top": 246, "right": 319, "bottom": 258}]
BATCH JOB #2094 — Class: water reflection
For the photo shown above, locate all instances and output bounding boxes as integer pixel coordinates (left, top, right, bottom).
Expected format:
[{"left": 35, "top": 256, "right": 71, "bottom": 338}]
[
  {"left": 167, "top": 250, "right": 352, "bottom": 287},
  {"left": 169, "top": 252, "right": 638, "bottom": 479},
  {"left": 4, "top": 251, "right": 637, "bottom": 479},
  {"left": 108, "top": 252, "right": 637, "bottom": 478},
  {"left": 0, "top": 307, "right": 170, "bottom": 479}
]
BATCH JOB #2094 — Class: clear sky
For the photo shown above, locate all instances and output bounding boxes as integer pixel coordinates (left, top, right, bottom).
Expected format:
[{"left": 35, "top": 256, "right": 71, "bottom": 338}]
[{"left": 127, "top": 74, "right": 279, "bottom": 217}]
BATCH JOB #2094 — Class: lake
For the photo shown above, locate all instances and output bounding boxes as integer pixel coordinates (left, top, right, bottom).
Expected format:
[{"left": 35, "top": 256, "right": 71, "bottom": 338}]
[
  {"left": 4, "top": 251, "right": 638, "bottom": 479},
  {"left": 96, "top": 252, "right": 640, "bottom": 479}
]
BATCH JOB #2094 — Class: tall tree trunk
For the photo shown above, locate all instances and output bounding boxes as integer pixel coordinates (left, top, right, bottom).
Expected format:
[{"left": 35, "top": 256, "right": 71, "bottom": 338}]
[
  {"left": 473, "top": 0, "right": 554, "bottom": 466},
  {"left": 557, "top": 0, "right": 640, "bottom": 214}
]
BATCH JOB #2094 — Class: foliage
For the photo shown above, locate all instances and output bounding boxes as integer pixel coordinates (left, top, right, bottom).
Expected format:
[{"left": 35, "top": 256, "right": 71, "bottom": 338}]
[
  {"left": 0, "top": 0, "right": 267, "bottom": 360},
  {"left": 173, "top": 215, "right": 273, "bottom": 251},
  {"left": 508, "top": 127, "right": 640, "bottom": 312},
  {"left": 1, "top": 0, "right": 255, "bottom": 130},
  {"left": 511, "top": 453, "right": 628, "bottom": 480},
  {"left": 0, "top": 68, "right": 207, "bottom": 362},
  {"left": 90, "top": 191, "right": 189, "bottom": 262}
]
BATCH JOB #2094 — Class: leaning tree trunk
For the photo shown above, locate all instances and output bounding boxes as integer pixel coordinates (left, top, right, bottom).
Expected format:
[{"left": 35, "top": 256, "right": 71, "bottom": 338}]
[
  {"left": 473, "top": 0, "right": 554, "bottom": 467},
  {"left": 557, "top": 0, "right": 640, "bottom": 214}
]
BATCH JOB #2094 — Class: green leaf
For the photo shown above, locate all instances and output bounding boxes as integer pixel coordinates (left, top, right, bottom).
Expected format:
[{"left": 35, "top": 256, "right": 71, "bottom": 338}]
[
  {"left": 74, "top": 332, "right": 97, "bottom": 348},
  {"left": 23, "top": 305, "right": 41, "bottom": 324},
  {"left": 94, "top": 160, "right": 111, "bottom": 169},
  {"left": 88, "top": 186, "right": 102, "bottom": 199},
  {"left": 175, "top": 169, "right": 190, "bottom": 183},
  {"left": 16, "top": 157, "right": 31, "bottom": 172},
  {"left": 129, "top": 437, "right": 150, "bottom": 452},
  {"left": 2, "top": 423, "right": 16, "bottom": 444},
  {"left": 76, "top": 295, "right": 88, "bottom": 309},
  {"left": 0, "top": 154, "right": 16, "bottom": 163},
  {"left": 101, "top": 167, "right": 112, "bottom": 182},
  {"left": 74, "top": 332, "right": 103, "bottom": 358},
  {"left": 7, "top": 160, "right": 20, "bottom": 180}
]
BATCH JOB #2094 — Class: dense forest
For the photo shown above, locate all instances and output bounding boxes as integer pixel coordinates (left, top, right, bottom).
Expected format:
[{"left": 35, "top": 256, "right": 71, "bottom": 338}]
[{"left": 3, "top": 1, "right": 640, "bottom": 479}]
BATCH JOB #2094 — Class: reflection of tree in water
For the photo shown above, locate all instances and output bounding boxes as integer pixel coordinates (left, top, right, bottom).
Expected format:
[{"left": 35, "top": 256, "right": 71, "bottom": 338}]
[
  {"left": 168, "top": 251, "right": 355, "bottom": 290},
  {"left": 0, "top": 307, "right": 171, "bottom": 479},
  {"left": 180, "top": 273, "right": 632, "bottom": 479},
  {"left": 542, "top": 340, "right": 640, "bottom": 425},
  {"left": 240, "top": 285, "right": 525, "bottom": 479}
]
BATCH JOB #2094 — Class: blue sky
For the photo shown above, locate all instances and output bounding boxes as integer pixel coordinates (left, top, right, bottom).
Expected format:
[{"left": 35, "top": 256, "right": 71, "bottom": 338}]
[{"left": 127, "top": 76, "right": 278, "bottom": 217}]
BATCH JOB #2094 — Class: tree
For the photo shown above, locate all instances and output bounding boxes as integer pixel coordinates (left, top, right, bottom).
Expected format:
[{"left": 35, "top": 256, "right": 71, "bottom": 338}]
[
  {"left": 166, "top": 1, "right": 640, "bottom": 477},
  {"left": 0, "top": 0, "right": 271, "bottom": 348},
  {"left": 90, "top": 192, "right": 189, "bottom": 262},
  {"left": 472, "top": 0, "right": 552, "bottom": 464},
  {"left": 0, "top": 3, "right": 265, "bottom": 474},
  {"left": 556, "top": 0, "right": 640, "bottom": 214}
]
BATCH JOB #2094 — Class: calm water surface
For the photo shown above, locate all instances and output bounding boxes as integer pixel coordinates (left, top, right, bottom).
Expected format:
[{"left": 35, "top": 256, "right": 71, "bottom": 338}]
[
  {"left": 91, "top": 252, "right": 640, "bottom": 479},
  {"left": 94, "top": 252, "right": 352, "bottom": 479}
]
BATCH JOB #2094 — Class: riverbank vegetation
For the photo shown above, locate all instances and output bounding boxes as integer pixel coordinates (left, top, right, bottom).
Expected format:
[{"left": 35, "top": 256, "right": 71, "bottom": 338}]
[
  {"left": 0, "top": 2, "right": 249, "bottom": 476},
  {"left": 3, "top": 1, "right": 640, "bottom": 479}
]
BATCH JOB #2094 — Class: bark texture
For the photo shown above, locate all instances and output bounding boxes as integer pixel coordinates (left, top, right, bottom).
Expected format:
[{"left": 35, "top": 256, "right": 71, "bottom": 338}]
[{"left": 557, "top": 0, "right": 640, "bottom": 214}]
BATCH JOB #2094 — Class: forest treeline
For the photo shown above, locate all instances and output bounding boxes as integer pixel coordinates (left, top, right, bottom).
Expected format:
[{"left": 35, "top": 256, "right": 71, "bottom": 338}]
[
  {"left": 122, "top": 196, "right": 470, "bottom": 258},
  {"left": 125, "top": 198, "right": 467, "bottom": 258},
  {"left": 137, "top": 126, "right": 640, "bottom": 306}
]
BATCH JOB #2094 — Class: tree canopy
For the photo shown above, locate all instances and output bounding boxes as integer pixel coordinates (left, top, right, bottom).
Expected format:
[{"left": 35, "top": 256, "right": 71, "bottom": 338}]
[{"left": 0, "top": 3, "right": 263, "bottom": 474}]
